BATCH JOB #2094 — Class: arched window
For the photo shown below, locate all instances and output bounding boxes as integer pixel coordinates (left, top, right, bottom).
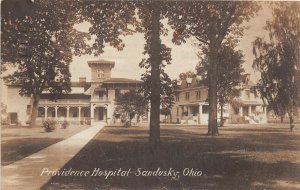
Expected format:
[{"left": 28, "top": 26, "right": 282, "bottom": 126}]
[{"left": 97, "top": 70, "right": 104, "bottom": 78}]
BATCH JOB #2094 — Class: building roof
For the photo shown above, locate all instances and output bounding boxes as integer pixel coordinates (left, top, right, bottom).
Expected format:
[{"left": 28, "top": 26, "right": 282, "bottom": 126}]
[
  {"left": 40, "top": 94, "right": 90, "bottom": 100},
  {"left": 87, "top": 59, "right": 115, "bottom": 67},
  {"left": 176, "top": 76, "right": 206, "bottom": 90},
  {"left": 71, "top": 82, "right": 91, "bottom": 87},
  {"left": 103, "top": 78, "right": 142, "bottom": 83},
  {"left": 6, "top": 81, "right": 90, "bottom": 87},
  {"left": 241, "top": 74, "right": 255, "bottom": 87}
]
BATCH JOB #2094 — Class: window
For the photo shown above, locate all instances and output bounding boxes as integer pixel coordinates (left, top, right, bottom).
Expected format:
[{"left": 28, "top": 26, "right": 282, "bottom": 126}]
[
  {"left": 234, "top": 107, "right": 239, "bottom": 115},
  {"left": 26, "top": 105, "right": 31, "bottom": 115},
  {"left": 38, "top": 107, "right": 45, "bottom": 117},
  {"left": 84, "top": 110, "right": 89, "bottom": 117},
  {"left": 176, "top": 94, "right": 179, "bottom": 102},
  {"left": 97, "top": 70, "right": 104, "bottom": 78},
  {"left": 73, "top": 112, "right": 78, "bottom": 117},
  {"left": 202, "top": 105, "right": 209, "bottom": 114},
  {"left": 185, "top": 92, "right": 190, "bottom": 100},
  {"left": 51, "top": 110, "right": 55, "bottom": 117},
  {"left": 99, "top": 91, "right": 104, "bottom": 98},
  {"left": 115, "top": 89, "right": 120, "bottom": 99},
  {"left": 176, "top": 108, "right": 179, "bottom": 116},
  {"left": 196, "top": 91, "right": 201, "bottom": 99},
  {"left": 245, "top": 90, "right": 250, "bottom": 99}
]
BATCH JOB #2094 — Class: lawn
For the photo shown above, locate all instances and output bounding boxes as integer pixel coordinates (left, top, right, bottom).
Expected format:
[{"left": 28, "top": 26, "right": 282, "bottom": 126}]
[
  {"left": 1, "top": 125, "right": 90, "bottom": 166},
  {"left": 43, "top": 124, "right": 300, "bottom": 190}
]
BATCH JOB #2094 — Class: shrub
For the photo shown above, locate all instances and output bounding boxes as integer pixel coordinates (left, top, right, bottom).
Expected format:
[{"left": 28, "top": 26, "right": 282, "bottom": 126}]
[
  {"left": 85, "top": 119, "right": 91, "bottom": 125},
  {"left": 124, "top": 121, "right": 130, "bottom": 128},
  {"left": 61, "top": 121, "right": 69, "bottom": 129},
  {"left": 80, "top": 120, "right": 84, "bottom": 125},
  {"left": 42, "top": 119, "right": 56, "bottom": 132}
]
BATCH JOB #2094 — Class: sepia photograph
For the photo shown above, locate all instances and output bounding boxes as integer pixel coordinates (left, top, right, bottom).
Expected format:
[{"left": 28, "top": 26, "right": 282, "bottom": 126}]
[{"left": 1, "top": 0, "right": 300, "bottom": 189}]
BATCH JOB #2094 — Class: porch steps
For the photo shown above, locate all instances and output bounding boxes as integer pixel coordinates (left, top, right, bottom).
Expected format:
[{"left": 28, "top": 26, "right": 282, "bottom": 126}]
[
  {"left": 92, "top": 121, "right": 106, "bottom": 127},
  {"left": 237, "top": 117, "right": 250, "bottom": 124}
]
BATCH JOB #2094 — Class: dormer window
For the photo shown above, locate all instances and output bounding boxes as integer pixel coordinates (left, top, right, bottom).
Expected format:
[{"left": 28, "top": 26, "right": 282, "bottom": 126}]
[
  {"left": 97, "top": 70, "right": 104, "bottom": 78},
  {"left": 186, "top": 78, "right": 192, "bottom": 87},
  {"left": 245, "top": 90, "right": 250, "bottom": 99}
]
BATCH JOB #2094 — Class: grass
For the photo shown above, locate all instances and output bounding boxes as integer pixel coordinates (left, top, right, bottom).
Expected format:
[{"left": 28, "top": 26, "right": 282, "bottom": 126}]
[
  {"left": 42, "top": 124, "right": 300, "bottom": 190},
  {"left": 1, "top": 125, "right": 90, "bottom": 166}
]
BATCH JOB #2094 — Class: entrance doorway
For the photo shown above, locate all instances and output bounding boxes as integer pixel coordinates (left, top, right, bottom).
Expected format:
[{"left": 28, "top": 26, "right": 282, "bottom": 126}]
[
  {"left": 243, "top": 106, "right": 249, "bottom": 116},
  {"left": 98, "top": 108, "right": 104, "bottom": 120},
  {"left": 10, "top": 113, "right": 18, "bottom": 124},
  {"left": 94, "top": 107, "right": 107, "bottom": 121}
]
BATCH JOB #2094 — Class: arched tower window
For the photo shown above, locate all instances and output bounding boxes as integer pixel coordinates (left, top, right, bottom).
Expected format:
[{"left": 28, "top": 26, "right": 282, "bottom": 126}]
[{"left": 97, "top": 70, "right": 104, "bottom": 78}]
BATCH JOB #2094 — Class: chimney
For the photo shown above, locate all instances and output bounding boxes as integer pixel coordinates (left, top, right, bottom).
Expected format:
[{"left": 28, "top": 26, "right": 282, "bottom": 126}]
[{"left": 79, "top": 77, "right": 86, "bottom": 83}]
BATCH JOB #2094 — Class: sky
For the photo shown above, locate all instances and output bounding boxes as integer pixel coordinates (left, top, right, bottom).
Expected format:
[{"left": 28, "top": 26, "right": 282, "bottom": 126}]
[
  {"left": 1, "top": 2, "right": 273, "bottom": 104},
  {"left": 70, "top": 2, "right": 273, "bottom": 83}
]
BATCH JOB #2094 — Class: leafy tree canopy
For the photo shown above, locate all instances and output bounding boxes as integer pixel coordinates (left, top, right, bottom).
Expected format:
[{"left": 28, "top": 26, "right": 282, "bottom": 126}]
[
  {"left": 252, "top": 2, "right": 300, "bottom": 131},
  {"left": 178, "top": 71, "right": 196, "bottom": 81},
  {"left": 166, "top": 1, "right": 260, "bottom": 135},
  {"left": 114, "top": 90, "right": 148, "bottom": 126}
]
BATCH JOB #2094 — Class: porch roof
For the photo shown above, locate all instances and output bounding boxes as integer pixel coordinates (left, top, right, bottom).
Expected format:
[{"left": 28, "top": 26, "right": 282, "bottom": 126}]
[
  {"left": 241, "top": 100, "right": 264, "bottom": 106},
  {"left": 94, "top": 88, "right": 106, "bottom": 92}
]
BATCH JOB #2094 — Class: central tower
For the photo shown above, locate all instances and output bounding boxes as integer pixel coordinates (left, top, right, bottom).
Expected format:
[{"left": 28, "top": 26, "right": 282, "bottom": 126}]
[
  {"left": 88, "top": 59, "right": 115, "bottom": 124},
  {"left": 87, "top": 59, "right": 115, "bottom": 83}
]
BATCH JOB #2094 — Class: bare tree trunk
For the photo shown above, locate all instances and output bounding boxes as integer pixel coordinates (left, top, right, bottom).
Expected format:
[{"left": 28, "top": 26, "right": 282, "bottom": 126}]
[
  {"left": 208, "top": 45, "right": 219, "bottom": 136},
  {"left": 220, "top": 104, "right": 224, "bottom": 127},
  {"left": 30, "top": 94, "right": 40, "bottom": 127},
  {"left": 149, "top": 2, "right": 161, "bottom": 151},
  {"left": 137, "top": 115, "right": 140, "bottom": 123},
  {"left": 288, "top": 112, "right": 294, "bottom": 132}
]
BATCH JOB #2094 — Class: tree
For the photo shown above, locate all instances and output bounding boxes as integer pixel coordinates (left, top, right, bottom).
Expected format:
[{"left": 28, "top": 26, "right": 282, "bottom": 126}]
[
  {"left": 179, "top": 71, "right": 196, "bottom": 80},
  {"left": 139, "top": 69, "right": 177, "bottom": 124},
  {"left": 197, "top": 46, "right": 245, "bottom": 127},
  {"left": 1, "top": 0, "right": 89, "bottom": 127},
  {"left": 81, "top": 1, "right": 137, "bottom": 56},
  {"left": 78, "top": 1, "right": 174, "bottom": 150},
  {"left": 252, "top": 2, "right": 300, "bottom": 131},
  {"left": 167, "top": 1, "right": 260, "bottom": 135},
  {"left": 2, "top": 0, "right": 138, "bottom": 127},
  {"left": 114, "top": 91, "right": 148, "bottom": 127},
  {"left": 160, "top": 108, "right": 171, "bottom": 123},
  {"left": 136, "top": 1, "right": 174, "bottom": 150}
]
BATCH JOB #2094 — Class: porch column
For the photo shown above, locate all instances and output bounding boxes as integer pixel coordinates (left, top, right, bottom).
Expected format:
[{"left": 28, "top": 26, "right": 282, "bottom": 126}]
[
  {"left": 45, "top": 106, "right": 48, "bottom": 119},
  {"left": 198, "top": 104, "right": 203, "bottom": 124},
  {"left": 91, "top": 104, "right": 94, "bottom": 124},
  {"left": 106, "top": 104, "right": 111, "bottom": 123},
  {"left": 67, "top": 106, "right": 69, "bottom": 120},
  {"left": 78, "top": 106, "right": 81, "bottom": 121},
  {"left": 263, "top": 106, "right": 267, "bottom": 123},
  {"left": 147, "top": 104, "right": 151, "bottom": 122},
  {"left": 248, "top": 106, "right": 251, "bottom": 116},
  {"left": 55, "top": 106, "right": 58, "bottom": 119},
  {"left": 105, "top": 106, "right": 108, "bottom": 122},
  {"left": 239, "top": 107, "right": 243, "bottom": 116}
]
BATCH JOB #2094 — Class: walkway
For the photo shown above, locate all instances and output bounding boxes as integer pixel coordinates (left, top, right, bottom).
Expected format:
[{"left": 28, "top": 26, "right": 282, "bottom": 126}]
[{"left": 1, "top": 123, "right": 104, "bottom": 190}]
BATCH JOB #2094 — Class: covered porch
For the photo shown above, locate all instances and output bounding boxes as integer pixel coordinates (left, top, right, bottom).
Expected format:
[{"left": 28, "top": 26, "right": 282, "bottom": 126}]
[
  {"left": 173, "top": 102, "right": 230, "bottom": 125},
  {"left": 237, "top": 103, "right": 267, "bottom": 124},
  {"left": 37, "top": 104, "right": 91, "bottom": 125}
]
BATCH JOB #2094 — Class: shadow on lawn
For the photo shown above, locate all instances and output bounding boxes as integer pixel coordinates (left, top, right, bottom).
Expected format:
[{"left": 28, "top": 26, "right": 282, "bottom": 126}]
[
  {"left": 42, "top": 126, "right": 300, "bottom": 190},
  {"left": 1, "top": 138, "right": 63, "bottom": 166}
]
